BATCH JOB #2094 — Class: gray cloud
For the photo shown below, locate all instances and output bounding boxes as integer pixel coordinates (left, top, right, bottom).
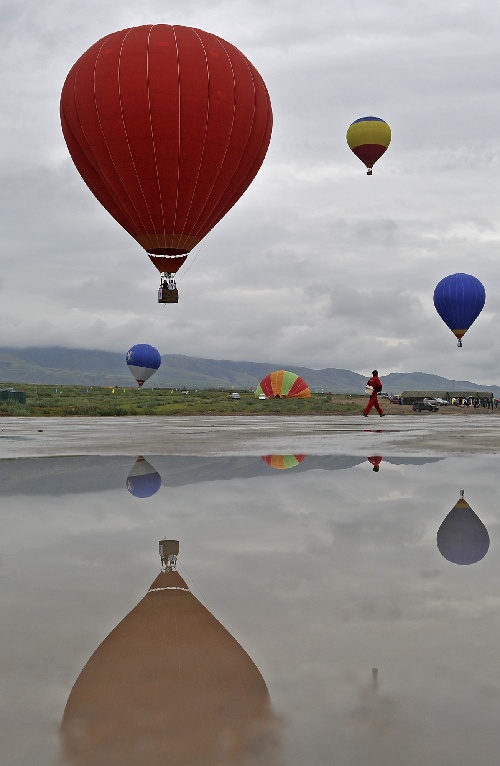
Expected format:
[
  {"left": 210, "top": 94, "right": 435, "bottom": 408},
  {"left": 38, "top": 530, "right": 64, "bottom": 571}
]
[{"left": 1, "top": 1, "right": 500, "bottom": 381}]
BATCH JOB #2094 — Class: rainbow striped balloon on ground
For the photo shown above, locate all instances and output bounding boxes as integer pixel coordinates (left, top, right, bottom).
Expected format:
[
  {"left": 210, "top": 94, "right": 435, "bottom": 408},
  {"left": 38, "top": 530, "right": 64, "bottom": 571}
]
[
  {"left": 255, "top": 371, "right": 311, "bottom": 399},
  {"left": 346, "top": 116, "right": 391, "bottom": 175}
]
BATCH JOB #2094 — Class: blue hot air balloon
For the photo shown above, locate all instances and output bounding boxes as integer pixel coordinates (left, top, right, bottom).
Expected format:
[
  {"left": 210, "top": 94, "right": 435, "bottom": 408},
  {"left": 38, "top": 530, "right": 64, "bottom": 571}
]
[
  {"left": 433, "top": 273, "right": 486, "bottom": 347},
  {"left": 126, "top": 343, "right": 161, "bottom": 386},
  {"left": 437, "top": 490, "right": 490, "bottom": 565},
  {"left": 126, "top": 456, "right": 162, "bottom": 498}
]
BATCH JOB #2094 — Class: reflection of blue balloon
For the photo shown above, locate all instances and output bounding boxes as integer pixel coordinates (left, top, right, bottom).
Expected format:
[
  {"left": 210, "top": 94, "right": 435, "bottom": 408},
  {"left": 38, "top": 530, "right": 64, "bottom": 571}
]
[
  {"left": 126, "top": 456, "right": 162, "bottom": 498},
  {"left": 437, "top": 492, "right": 489, "bottom": 565},
  {"left": 126, "top": 344, "right": 161, "bottom": 386},
  {"left": 433, "top": 273, "right": 485, "bottom": 347}
]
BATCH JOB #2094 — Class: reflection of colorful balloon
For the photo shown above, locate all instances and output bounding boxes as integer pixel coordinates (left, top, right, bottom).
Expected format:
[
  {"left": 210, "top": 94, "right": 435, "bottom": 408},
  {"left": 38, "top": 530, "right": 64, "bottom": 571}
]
[
  {"left": 256, "top": 371, "right": 311, "bottom": 399},
  {"left": 61, "top": 540, "right": 280, "bottom": 765},
  {"left": 60, "top": 25, "right": 273, "bottom": 294},
  {"left": 261, "top": 455, "right": 307, "bottom": 470},
  {"left": 126, "top": 343, "right": 161, "bottom": 387},
  {"left": 126, "top": 456, "right": 161, "bottom": 498},
  {"left": 346, "top": 117, "right": 391, "bottom": 175},
  {"left": 437, "top": 491, "right": 490, "bottom": 565},
  {"left": 433, "top": 273, "right": 486, "bottom": 347}
]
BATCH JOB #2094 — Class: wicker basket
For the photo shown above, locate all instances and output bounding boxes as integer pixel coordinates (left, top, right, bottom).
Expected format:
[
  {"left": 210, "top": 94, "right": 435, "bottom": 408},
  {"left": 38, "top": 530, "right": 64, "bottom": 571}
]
[{"left": 158, "top": 287, "right": 179, "bottom": 304}]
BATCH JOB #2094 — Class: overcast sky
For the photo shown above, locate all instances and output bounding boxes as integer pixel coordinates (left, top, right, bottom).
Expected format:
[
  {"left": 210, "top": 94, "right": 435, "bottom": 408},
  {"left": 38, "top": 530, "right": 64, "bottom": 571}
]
[{"left": 2, "top": 0, "right": 500, "bottom": 383}]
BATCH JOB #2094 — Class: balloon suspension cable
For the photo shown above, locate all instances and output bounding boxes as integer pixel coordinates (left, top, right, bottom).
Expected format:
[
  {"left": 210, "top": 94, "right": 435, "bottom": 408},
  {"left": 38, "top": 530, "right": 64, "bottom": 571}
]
[
  {"left": 176, "top": 234, "right": 211, "bottom": 283},
  {"left": 457, "top": 339, "right": 463, "bottom": 348}
]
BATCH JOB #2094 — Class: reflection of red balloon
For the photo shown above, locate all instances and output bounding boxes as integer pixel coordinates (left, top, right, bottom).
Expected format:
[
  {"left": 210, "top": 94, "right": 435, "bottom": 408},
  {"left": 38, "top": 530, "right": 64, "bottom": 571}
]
[
  {"left": 61, "top": 25, "right": 273, "bottom": 277},
  {"left": 61, "top": 541, "right": 280, "bottom": 765}
]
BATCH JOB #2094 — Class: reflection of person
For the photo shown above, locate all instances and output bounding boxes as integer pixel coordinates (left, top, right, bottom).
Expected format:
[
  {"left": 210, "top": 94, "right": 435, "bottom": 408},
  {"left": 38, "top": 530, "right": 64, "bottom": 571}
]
[
  {"left": 363, "top": 370, "right": 385, "bottom": 417},
  {"left": 368, "top": 455, "right": 383, "bottom": 472}
]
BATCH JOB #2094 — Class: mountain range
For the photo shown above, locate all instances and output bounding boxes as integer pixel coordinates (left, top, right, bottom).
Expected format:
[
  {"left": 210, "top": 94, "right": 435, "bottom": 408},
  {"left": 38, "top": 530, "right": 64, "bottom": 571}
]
[
  {"left": 0, "top": 455, "right": 443, "bottom": 496},
  {"left": 0, "top": 346, "right": 498, "bottom": 396}
]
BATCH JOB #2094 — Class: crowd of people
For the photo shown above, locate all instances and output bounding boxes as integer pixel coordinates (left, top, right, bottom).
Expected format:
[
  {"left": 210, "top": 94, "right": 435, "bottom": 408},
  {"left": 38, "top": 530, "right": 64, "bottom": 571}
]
[{"left": 451, "top": 397, "right": 498, "bottom": 409}]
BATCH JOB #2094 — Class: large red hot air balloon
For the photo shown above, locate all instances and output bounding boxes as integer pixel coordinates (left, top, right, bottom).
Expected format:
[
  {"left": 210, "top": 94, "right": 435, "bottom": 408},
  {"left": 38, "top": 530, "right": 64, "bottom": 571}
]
[{"left": 60, "top": 25, "right": 273, "bottom": 303}]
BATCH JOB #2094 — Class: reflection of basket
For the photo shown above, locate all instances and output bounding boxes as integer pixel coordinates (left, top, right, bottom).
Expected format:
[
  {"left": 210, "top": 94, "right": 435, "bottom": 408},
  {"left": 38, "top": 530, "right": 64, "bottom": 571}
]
[{"left": 365, "top": 385, "right": 374, "bottom": 395}]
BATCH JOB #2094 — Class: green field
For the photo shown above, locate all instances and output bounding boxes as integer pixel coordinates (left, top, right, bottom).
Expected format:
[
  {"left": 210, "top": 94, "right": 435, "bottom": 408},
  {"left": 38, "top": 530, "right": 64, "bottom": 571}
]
[{"left": 0, "top": 384, "right": 363, "bottom": 417}]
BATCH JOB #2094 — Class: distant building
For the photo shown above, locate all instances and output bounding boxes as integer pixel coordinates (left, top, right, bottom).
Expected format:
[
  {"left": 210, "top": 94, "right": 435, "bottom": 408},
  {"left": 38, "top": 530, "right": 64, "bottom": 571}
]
[{"left": 0, "top": 389, "right": 26, "bottom": 404}]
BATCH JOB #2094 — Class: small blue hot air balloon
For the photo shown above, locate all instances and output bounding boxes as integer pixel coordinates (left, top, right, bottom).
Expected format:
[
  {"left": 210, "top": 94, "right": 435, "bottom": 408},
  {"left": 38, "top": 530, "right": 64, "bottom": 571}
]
[
  {"left": 433, "top": 273, "right": 486, "bottom": 347},
  {"left": 126, "top": 456, "right": 162, "bottom": 498},
  {"left": 437, "top": 490, "right": 489, "bottom": 565},
  {"left": 126, "top": 343, "right": 161, "bottom": 387}
]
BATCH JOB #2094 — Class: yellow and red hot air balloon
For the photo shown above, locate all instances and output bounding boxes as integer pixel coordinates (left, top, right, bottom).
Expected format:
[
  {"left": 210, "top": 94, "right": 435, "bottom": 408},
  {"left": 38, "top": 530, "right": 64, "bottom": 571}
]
[
  {"left": 346, "top": 116, "right": 391, "bottom": 175},
  {"left": 255, "top": 371, "right": 311, "bottom": 399}
]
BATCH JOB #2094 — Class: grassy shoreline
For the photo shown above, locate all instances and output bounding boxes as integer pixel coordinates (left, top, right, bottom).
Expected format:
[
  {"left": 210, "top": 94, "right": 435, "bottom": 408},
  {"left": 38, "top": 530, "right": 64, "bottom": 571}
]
[
  {"left": 1, "top": 383, "right": 498, "bottom": 417},
  {"left": 0, "top": 383, "right": 366, "bottom": 417}
]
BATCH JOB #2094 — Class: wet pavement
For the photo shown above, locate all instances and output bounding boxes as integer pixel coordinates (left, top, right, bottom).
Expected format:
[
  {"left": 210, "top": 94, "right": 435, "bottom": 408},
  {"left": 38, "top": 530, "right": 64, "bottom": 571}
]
[
  {"left": 0, "top": 413, "right": 498, "bottom": 458},
  {"left": 2, "top": 420, "right": 500, "bottom": 764}
]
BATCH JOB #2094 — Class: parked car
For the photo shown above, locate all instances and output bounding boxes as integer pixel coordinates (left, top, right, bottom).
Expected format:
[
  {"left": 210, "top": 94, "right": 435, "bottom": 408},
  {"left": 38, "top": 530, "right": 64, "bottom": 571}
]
[
  {"left": 379, "top": 392, "right": 390, "bottom": 399},
  {"left": 389, "top": 395, "right": 401, "bottom": 404},
  {"left": 423, "top": 397, "right": 449, "bottom": 407},
  {"left": 258, "top": 394, "right": 266, "bottom": 400},
  {"left": 229, "top": 392, "right": 241, "bottom": 399},
  {"left": 413, "top": 400, "right": 438, "bottom": 412}
]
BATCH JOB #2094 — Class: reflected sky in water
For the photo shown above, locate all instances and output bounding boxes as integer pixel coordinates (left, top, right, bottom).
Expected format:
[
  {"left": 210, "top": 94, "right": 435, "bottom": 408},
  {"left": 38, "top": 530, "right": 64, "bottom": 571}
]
[{"left": 1, "top": 453, "right": 500, "bottom": 765}]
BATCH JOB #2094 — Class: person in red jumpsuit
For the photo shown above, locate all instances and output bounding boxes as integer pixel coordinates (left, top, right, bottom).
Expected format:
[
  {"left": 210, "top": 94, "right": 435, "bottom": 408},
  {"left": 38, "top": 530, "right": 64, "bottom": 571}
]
[{"left": 363, "top": 370, "right": 385, "bottom": 417}]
